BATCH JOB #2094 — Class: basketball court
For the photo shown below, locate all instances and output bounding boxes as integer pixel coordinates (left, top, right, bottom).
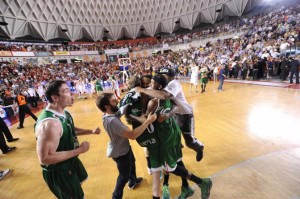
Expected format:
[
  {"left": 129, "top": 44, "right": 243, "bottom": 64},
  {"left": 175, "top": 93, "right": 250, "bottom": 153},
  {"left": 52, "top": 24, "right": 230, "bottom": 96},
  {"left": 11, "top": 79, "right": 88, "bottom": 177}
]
[{"left": 1, "top": 80, "right": 300, "bottom": 199}]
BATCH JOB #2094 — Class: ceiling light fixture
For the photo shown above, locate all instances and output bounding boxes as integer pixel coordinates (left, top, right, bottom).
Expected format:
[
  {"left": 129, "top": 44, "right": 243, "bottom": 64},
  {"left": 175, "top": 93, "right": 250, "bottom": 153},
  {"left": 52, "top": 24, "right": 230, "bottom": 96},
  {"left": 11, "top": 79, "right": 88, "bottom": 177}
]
[{"left": 0, "top": 22, "right": 8, "bottom": 26}]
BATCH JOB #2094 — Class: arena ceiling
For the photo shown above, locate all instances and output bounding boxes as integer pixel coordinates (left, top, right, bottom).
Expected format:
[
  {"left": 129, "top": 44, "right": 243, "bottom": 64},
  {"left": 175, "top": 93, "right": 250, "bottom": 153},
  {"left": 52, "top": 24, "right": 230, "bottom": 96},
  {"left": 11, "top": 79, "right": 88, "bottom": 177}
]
[{"left": 0, "top": 0, "right": 270, "bottom": 42}]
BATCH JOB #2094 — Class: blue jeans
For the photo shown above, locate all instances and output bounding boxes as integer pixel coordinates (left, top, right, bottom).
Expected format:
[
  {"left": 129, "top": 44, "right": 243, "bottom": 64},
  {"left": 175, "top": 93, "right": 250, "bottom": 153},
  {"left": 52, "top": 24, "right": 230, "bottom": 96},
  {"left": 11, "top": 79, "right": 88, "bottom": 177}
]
[
  {"left": 112, "top": 147, "right": 137, "bottom": 199},
  {"left": 218, "top": 79, "right": 224, "bottom": 90}
]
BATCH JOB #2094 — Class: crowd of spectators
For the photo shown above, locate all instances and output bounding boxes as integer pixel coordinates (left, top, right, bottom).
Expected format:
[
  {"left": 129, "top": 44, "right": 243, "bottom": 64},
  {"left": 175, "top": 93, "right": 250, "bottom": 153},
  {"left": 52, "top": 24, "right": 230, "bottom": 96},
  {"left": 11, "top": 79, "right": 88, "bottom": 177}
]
[
  {"left": 1, "top": 4, "right": 297, "bottom": 53},
  {"left": 0, "top": 5, "right": 300, "bottom": 108}
]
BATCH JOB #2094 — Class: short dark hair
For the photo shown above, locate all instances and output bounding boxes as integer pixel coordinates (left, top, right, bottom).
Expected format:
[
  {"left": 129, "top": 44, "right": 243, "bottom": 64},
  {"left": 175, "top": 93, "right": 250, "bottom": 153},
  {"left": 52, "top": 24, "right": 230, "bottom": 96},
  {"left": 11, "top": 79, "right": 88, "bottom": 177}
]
[
  {"left": 159, "top": 68, "right": 176, "bottom": 77},
  {"left": 127, "top": 75, "right": 141, "bottom": 89},
  {"left": 96, "top": 93, "right": 114, "bottom": 112},
  {"left": 45, "top": 80, "right": 66, "bottom": 103},
  {"left": 153, "top": 74, "right": 168, "bottom": 88}
]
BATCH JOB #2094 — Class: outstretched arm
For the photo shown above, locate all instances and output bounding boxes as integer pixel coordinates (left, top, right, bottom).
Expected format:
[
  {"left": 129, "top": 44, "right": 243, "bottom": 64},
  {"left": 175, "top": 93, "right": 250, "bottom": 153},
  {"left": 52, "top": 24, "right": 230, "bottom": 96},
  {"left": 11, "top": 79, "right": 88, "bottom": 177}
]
[
  {"left": 121, "top": 113, "right": 157, "bottom": 140},
  {"left": 74, "top": 126, "right": 101, "bottom": 136},
  {"left": 135, "top": 87, "right": 171, "bottom": 100}
]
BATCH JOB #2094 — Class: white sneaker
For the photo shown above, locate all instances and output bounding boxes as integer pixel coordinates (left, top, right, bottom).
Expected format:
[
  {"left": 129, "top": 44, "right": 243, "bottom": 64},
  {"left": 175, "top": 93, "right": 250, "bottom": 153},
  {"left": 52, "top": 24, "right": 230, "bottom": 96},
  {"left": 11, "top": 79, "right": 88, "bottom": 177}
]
[
  {"left": 147, "top": 168, "right": 152, "bottom": 175},
  {"left": 0, "top": 169, "right": 10, "bottom": 180}
]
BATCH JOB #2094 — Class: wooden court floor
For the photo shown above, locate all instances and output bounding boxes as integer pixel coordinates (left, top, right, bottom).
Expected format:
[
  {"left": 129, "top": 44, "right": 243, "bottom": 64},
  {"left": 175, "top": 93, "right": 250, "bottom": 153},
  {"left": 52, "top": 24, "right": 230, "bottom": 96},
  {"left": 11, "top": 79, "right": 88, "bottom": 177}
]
[{"left": 1, "top": 81, "right": 300, "bottom": 199}]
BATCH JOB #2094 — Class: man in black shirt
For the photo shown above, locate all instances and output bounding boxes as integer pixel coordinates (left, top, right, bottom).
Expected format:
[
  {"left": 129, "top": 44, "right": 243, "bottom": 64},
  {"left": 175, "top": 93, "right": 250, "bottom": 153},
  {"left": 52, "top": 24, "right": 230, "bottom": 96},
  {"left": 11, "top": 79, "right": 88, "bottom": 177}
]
[{"left": 289, "top": 55, "right": 299, "bottom": 83}]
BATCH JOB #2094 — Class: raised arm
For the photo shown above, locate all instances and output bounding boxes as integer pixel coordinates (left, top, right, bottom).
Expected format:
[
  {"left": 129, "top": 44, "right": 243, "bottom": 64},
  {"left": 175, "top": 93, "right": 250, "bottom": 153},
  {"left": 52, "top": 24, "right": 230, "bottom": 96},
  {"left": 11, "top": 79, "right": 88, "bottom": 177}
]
[
  {"left": 36, "top": 120, "right": 89, "bottom": 165},
  {"left": 135, "top": 87, "right": 171, "bottom": 100}
]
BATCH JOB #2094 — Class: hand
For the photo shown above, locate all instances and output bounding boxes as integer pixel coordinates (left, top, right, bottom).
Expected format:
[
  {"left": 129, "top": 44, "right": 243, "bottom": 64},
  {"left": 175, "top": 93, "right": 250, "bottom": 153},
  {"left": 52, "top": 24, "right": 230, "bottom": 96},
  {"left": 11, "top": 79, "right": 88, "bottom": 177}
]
[
  {"left": 92, "top": 127, "right": 101, "bottom": 135},
  {"left": 79, "top": 141, "right": 90, "bottom": 154},
  {"left": 146, "top": 113, "right": 157, "bottom": 123},
  {"left": 170, "top": 106, "right": 180, "bottom": 115},
  {"left": 129, "top": 114, "right": 146, "bottom": 123}
]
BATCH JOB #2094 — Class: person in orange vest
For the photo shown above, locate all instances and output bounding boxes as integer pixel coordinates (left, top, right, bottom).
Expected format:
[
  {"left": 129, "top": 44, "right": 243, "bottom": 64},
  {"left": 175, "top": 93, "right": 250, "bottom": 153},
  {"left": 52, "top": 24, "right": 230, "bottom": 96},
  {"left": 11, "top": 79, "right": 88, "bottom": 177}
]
[{"left": 15, "top": 89, "right": 37, "bottom": 129}]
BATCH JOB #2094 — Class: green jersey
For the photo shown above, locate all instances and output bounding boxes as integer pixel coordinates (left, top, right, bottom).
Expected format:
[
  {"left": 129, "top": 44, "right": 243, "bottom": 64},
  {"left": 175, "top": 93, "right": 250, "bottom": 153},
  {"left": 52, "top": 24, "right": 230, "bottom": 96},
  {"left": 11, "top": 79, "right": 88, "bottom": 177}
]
[
  {"left": 35, "top": 109, "right": 80, "bottom": 170},
  {"left": 119, "top": 91, "right": 159, "bottom": 149},
  {"left": 95, "top": 80, "right": 103, "bottom": 91},
  {"left": 153, "top": 99, "right": 182, "bottom": 172},
  {"left": 35, "top": 109, "right": 87, "bottom": 199}
]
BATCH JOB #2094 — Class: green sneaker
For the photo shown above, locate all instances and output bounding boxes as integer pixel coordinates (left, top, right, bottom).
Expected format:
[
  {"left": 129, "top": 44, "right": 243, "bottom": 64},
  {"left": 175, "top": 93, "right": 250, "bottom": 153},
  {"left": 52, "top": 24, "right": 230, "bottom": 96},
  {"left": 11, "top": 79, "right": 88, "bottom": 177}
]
[
  {"left": 162, "top": 185, "right": 170, "bottom": 199},
  {"left": 178, "top": 186, "right": 195, "bottom": 199},
  {"left": 198, "top": 178, "right": 212, "bottom": 199}
]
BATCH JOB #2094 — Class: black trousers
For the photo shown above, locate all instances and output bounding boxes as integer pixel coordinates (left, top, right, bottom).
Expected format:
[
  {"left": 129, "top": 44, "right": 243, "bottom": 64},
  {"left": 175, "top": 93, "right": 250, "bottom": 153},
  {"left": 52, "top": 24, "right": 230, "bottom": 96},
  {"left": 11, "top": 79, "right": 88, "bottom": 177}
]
[
  {"left": 112, "top": 147, "right": 137, "bottom": 199},
  {"left": 0, "top": 118, "right": 10, "bottom": 153},
  {"left": 28, "top": 96, "right": 38, "bottom": 108},
  {"left": 242, "top": 69, "right": 247, "bottom": 80},
  {"left": 252, "top": 69, "right": 258, "bottom": 80},
  {"left": 290, "top": 70, "right": 299, "bottom": 83},
  {"left": 174, "top": 113, "right": 204, "bottom": 152},
  {"left": 0, "top": 117, "right": 14, "bottom": 141},
  {"left": 18, "top": 105, "right": 38, "bottom": 127}
]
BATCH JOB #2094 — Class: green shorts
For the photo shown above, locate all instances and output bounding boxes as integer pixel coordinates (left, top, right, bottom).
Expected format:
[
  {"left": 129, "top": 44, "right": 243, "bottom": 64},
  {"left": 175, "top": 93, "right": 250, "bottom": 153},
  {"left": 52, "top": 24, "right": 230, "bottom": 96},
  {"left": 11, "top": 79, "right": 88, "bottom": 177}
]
[
  {"left": 95, "top": 85, "right": 103, "bottom": 92},
  {"left": 200, "top": 77, "right": 208, "bottom": 84},
  {"left": 42, "top": 158, "right": 87, "bottom": 199},
  {"left": 148, "top": 147, "right": 163, "bottom": 172},
  {"left": 161, "top": 139, "right": 182, "bottom": 172},
  {"left": 160, "top": 123, "right": 183, "bottom": 172}
]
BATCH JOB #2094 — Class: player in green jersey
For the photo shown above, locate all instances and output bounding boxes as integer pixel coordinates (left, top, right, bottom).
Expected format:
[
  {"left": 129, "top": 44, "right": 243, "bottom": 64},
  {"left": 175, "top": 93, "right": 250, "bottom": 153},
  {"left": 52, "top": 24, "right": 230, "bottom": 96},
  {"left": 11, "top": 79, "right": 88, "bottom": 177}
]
[
  {"left": 119, "top": 75, "right": 163, "bottom": 198},
  {"left": 35, "top": 80, "right": 100, "bottom": 199},
  {"left": 148, "top": 74, "right": 212, "bottom": 199}
]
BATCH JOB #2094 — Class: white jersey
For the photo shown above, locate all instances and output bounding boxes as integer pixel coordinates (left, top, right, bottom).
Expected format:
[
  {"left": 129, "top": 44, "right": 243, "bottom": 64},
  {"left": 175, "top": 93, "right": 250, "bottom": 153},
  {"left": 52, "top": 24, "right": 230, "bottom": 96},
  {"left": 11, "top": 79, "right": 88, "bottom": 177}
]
[
  {"left": 76, "top": 80, "right": 85, "bottom": 94},
  {"left": 190, "top": 65, "right": 199, "bottom": 85},
  {"left": 37, "top": 85, "right": 45, "bottom": 97},
  {"left": 111, "top": 79, "right": 120, "bottom": 97},
  {"left": 27, "top": 88, "right": 36, "bottom": 97},
  {"left": 164, "top": 79, "right": 192, "bottom": 115}
]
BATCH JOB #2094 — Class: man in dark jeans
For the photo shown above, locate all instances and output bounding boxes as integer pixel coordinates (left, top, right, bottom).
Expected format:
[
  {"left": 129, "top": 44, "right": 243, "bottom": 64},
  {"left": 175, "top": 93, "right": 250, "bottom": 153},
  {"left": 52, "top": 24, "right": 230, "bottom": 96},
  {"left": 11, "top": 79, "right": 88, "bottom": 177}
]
[
  {"left": 0, "top": 112, "right": 18, "bottom": 154},
  {"left": 0, "top": 115, "right": 19, "bottom": 142},
  {"left": 280, "top": 57, "right": 290, "bottom": 81},
  {"left": 289, "top": 55, "right": 300, "bottom": 83},
  {"left": 252, "top": 60, "right": 259, "bottom": 80},
  {"left": 96, "top": 93, "right": 156, "bottom": 199},
  {"left": 0, "top": 129, "right": 16, "bottom": 154}
]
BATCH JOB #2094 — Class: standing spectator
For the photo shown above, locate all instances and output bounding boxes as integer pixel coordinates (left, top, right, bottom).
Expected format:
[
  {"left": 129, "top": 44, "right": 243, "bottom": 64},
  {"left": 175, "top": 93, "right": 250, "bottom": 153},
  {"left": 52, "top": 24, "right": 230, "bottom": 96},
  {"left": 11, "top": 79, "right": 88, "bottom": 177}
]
[
  {"left": 95, "top": 77, "right": 103, "bottom": 94},
  {"left": 27, "top": 86, "right": 38, "bottom": 108},
  {"left": 199, "top": 65, "right": 209, "bottom": 93},
  {"left": 252, "top": 60, "right": 259, "bottom": 80},
  {"left": 218, "top": 65, "right": 226, "bottom": 91},
  {"left": 189, "top": 63, "right": 199, "bottom": 93},
  {"left": 213, "top": 65, "right": 219, "bottom": 82},
  {"left": 289, "top": 55, "right": 300, "bottom": 83},
  {"left": 37, "top": 83, "right": 46, "bottom": 102},
  {"left": 242, "top": 61, "right": 249, "bottom": 80},
  {"left": 280, "top": 57, "right": 290, "bottom": 81},
  {"left": 96, "top": 93, "right": 156, "bottom": 199},
  {"left": 15, "top": 89, "right": 38, "bottom": 129},
  {"left": 267, "top": 58, "right": 274, "bottom": 78},
  {"left": 35, "top": 80, "right": 101, "bottom": 199},
  {"left": 110, "top": 76, "right": 121, "bottom": 100}
]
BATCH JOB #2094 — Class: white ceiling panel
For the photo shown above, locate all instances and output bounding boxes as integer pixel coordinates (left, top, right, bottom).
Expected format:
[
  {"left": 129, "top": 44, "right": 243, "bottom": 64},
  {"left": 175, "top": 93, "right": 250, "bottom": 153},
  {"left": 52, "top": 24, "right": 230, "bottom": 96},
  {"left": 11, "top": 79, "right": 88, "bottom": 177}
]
[{"left": 0, "top": 0, "right": 262, "bottom": 41}]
